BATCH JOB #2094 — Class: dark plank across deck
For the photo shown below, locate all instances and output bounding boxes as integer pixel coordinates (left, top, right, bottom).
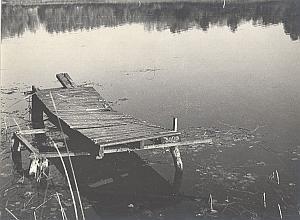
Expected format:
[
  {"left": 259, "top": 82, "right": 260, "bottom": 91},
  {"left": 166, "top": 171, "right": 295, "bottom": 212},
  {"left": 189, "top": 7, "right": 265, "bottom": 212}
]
[{"left": 34, "top": 86, "right": 181, "bottom": 156}]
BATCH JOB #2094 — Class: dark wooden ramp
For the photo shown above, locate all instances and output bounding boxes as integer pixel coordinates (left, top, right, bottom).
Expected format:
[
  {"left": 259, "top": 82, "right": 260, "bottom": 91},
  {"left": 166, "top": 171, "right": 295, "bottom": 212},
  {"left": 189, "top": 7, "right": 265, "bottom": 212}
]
[
  {"left": 36, "top": 86, "right": 180, "bottom": 146},
  {"left": 10, "top": 73, "right": 213, "bottom": 187},
  {"left": 31, "top": 74, "right": 181, "bottom": 158}
]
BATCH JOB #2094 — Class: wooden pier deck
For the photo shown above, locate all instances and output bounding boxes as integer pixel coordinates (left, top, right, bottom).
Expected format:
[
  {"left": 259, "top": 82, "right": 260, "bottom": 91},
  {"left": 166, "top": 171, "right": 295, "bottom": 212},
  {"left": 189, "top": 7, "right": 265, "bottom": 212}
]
[
  {"left": 35, "top": 86, "right": 181, "bottom": 148},
  {"left": 29, "top": 73, "right": 188, "bottom": 160},
  {"left": 10, "top": 73, "right": 212, "bottom": 186}
]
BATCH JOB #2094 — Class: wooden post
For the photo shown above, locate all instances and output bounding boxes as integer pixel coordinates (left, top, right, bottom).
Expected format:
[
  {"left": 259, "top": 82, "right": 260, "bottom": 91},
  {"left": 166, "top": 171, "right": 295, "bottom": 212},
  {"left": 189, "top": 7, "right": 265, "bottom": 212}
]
[
  {"left": 140, "top": 140, "right": 145, "bottom": 149},
  {"left": 31, "top": 86, "right": 44, "bottom": 129},
  {"left": 39, "top": 158, "right": 49, "bottom": 187},
  {"left": 173, "top": 117, "right": 178, "bottom": 132},
  {"left": 170, "top": 146, "right": 183, "bottom": 193},
  {"left": 96, "top": 145, "right": 104, "bottom": 159},
  {"left": 169, "top": 117, "right": 183, "bottom": 193},
  {"left": 170, "top": 146, "right": 183, "bottom": 172},
  {"left": 11, "top": 135, "right": 22, "bottom": 171},
  {"left": 56, "top": 73, "right": 76, "bottom": 88}
]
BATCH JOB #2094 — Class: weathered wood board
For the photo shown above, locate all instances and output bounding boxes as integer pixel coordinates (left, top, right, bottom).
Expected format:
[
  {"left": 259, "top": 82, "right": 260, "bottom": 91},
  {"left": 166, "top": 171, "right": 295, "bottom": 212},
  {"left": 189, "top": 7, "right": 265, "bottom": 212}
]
[{"left": 34, "top": 85, "right": 181, "bottom": 157}]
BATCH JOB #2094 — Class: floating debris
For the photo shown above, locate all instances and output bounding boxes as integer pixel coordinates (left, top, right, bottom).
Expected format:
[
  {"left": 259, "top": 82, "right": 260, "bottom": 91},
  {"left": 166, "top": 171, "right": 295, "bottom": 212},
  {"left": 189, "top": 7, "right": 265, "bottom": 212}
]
[
  {"left": 244, "top": 173, "right": 256, "bottom": 181},
  {"left": 208, "top": 194, "right": 218, "bottom": 214},
  {"left": 5, "top": 208, "right": 19, "bottom": 220},
  {"left": 88, "top": 178, "right": 113, "bottom": 188},
  {"left": 278, "top": 204, "right": 283, "bottom": 219},
  {"left": 275, "top": 170, "right": 280, "bottom": 185},
  {"left": 128, "top": 203, "right": 134, "bottom": 208},
  {"left": 256, "top": 161, "right": 266, "bottom": 166}
]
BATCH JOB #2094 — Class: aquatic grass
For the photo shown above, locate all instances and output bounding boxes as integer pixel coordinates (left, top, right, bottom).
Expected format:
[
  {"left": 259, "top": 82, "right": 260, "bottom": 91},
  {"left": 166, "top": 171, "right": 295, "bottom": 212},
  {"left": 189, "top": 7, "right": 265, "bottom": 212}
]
[
  {"left": 208, "top": 194, "right": 218, "bottom": 213},
  {"left": 49, "top": 137, "right": 79, "bottom": 220},
  {"left": 13, "top": 118, "right": 21, "bottom": 131},
  {"left": 3, "top": 116, "right": 8, "bottom": 140},
  {"left": 2, "top": 94, "right": 33, "bottom": 112},
  {"left": 278, "top": 203, "right": 283, "bottom": 219},
  {"left": 263, "top": 192, "right": 266, "bottom": 208},
  {"left": 49, "top": 91, "right": 85, "bottom": 220},
  {"left": 24, "top": 193, "right": 36, "bottom": 209},
  {"left": 56, "top": 192, "right": 68, "bottom": 220},
  {"left": 275, "top": 170, "right": 280, "bottom": 185},
  {"left": 38, "top": 180, "right": 50, "bottom": 220},
  {"left": 5, "top": 207, "right": 20, "bottom": 220},
  {"left": 34, "top": 194, "right": 54, "bottom": 211}
]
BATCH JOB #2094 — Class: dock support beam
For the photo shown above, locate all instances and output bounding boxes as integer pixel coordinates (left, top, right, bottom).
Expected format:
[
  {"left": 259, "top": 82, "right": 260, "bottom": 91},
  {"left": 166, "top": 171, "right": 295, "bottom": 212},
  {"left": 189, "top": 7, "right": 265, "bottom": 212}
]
[
  {"left": 11, "top": 136, "right": 22, "bottom": 171},
  {"left": 31, "top": 86, "right": 44, "bottom": 129},
  {"left": 169, "top": 117, "right": 183, "bottom": 193},
  {"left": 170, "top": 146, "right": 183, "bottom": 193},
  {"left": 56, "top": 73, "right": 76, "bottom": 88}
]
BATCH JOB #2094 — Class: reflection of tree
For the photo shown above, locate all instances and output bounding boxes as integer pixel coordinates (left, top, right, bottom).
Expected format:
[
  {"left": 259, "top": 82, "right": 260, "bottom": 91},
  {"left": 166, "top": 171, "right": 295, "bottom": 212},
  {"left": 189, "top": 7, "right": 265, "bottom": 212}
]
[
  {"left": 282, "top": 1, "right": 300, "bottom": 40},
  {"left": 1, "top": 1, "right": 300, "bottom": 40},
  {"left": 1, "top": 6, "right": 39, "bottom": 38}
]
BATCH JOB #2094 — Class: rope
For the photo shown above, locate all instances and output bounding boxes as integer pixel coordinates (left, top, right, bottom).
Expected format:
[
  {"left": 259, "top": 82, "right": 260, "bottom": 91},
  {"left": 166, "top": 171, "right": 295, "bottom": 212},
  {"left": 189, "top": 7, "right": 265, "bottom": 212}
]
[
  {"left": 49, "top": 137, "right": 79, "bottom": 220},
  {"left": 49, "top": 91, "right": 85, "bottom": 220}
]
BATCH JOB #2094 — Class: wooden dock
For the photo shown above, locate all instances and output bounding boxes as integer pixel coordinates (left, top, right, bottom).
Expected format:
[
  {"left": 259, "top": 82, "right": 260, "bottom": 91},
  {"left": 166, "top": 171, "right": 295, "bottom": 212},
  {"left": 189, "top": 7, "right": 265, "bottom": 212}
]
[
  {"left": 11, "top": 73, "right": 212, "bottom": 185},
  {"left": 34, "top": 86, "right": 181, "bottom": 152}
]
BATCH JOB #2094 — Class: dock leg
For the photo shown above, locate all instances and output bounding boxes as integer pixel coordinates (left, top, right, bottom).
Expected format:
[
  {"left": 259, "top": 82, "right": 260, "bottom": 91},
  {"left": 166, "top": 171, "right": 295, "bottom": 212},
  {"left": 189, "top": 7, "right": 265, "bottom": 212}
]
[
  {"left": 39, "top": 158, "right": 49, "bottom": 187},
  {"left": 169, "top": 117, "right": 183, "bottom": 193},
  {"left": 31, "top": 86, "right": 44, "bottom": 129},
  {"left": 96, "top": 145, "right": 104, "bottom": 159},
  {"left": 11, "top": 136, "right": 22, "bottom": 172},
  {"left": 170, "top": 146, "right": 183, "bottom": 172},
  {"left": 170, "top": 146, "right": 183, "bottom": 193}
]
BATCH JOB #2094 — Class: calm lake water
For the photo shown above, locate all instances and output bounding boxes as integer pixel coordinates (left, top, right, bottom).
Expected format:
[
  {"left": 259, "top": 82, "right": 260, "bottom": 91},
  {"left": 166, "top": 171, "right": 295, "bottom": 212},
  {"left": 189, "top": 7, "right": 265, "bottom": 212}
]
[{"left": 1, "top": 1, "right": 300, "bottom": 219}]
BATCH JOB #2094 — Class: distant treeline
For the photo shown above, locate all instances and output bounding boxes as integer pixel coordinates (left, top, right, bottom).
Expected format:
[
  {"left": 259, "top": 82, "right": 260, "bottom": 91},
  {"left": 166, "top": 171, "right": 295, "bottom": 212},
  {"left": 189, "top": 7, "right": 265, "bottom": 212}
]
[
  {"left": 1, "top": 1, "right": 300, "bottom": 40},
  {"left": 1, "top": 0, "right": 284, "bottom": 6}
]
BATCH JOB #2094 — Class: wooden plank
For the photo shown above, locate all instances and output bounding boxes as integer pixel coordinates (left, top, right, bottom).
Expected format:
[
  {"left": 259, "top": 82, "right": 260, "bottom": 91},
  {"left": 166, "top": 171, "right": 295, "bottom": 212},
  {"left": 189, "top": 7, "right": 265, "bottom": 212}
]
[
  {"left": 97, "top": 132, "right": 181, "bottom": 147},
  {"left": 41, "top": 95, "right": 104, "bottom": 101},
  {"left": 29, "top": 151, "right": 90, "bottom": 159},
  {"left": 37, "top": 89, "right": 103, "bottom": 104},
  {"left": 34, "top": 84, "right": 183, "bottom": 149},
  {"left": 46, "top": 105, "right": 109, "bottom": 112},
  {"left": 140, "top": 140, "right": 145, "bottom": 149},
  {"left": 17, "top": 129, "right": 48, "bottom": 135},
  {"left": 59, "top": 114, "right": 133, "bottom": 121},
  {"left": 64, "top": 117, "right": 138, "bottom": 125},
  {"left": 49, "top": 109, "right": 111, "bottom": 114},
  {"left": 56, "top": 73, "right": 76, "bottom": 88},
  {"left": 42, "top": 98, "right": 107, "bottom": 106},
  {"left": 11, "top": 137, "right": 22, "bottom": 171},
  {"left": 70, "top": 122, "right": 129, "bottom": 129},
  {"left": 55, "top": 110, "right": 123, "bottom": 117},
  {"left": 78, "top": 124, "right": 168, "bottom": 140},
  {"left": 45, "top": 104, "right": 109, "bottom": 111},
  {"left": 66, "top": 120, "right": 139, "bottom": 129},
  {"left": 37, "top": 87, "right": 99, "bottom": 97},
  {"left": 14, "top": 133, "right": 39, "bottom": 155},
  {"left": 80, "top": 128, "right": 169, "bottom": 142},
  {"left": 95, "top": 131, "right": 162, "bottom": 143},
  {"left": 92, "top": 128, "right": 172, "bottom": 142},
  {"left": 32, "top": 91, "right": 45, "bottom": 129},
  {"left": 103, "top": 139, "right": 212, "bottom": 153}
]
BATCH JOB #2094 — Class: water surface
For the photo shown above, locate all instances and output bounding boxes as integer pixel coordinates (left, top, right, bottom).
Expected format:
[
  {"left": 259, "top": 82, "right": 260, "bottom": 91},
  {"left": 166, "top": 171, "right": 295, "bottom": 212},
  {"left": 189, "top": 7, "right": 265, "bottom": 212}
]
[{"left": 1, "top": 1, "right": 300, "bottom": 219}]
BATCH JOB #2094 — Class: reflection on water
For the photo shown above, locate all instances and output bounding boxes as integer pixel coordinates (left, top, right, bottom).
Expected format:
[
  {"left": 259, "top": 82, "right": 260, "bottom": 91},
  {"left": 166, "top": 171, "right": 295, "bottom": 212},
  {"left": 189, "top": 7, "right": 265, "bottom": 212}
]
[
  {"left": 51, "top": 151, "right": 184, "bottom": 219},
  {"left": 1, "top": 1, "right": 300, "bottom": 219},
  {"left": 1, "top": 1, "right": 300, "bottom": 40}
]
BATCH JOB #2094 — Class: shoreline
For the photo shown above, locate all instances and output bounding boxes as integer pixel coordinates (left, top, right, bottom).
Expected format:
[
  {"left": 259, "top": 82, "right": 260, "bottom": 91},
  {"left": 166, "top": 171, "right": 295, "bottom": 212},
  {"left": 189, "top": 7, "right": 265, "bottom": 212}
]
[{"left": 2, "top": 0, "right": 282, "bottom": 6}]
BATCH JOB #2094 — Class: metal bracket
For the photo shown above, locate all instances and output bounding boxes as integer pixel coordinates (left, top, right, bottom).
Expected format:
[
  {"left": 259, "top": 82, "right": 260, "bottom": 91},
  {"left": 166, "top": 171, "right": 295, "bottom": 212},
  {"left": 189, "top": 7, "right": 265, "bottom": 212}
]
[{"left": 96, "top": 145, "right": 104, "bottom": 159}]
